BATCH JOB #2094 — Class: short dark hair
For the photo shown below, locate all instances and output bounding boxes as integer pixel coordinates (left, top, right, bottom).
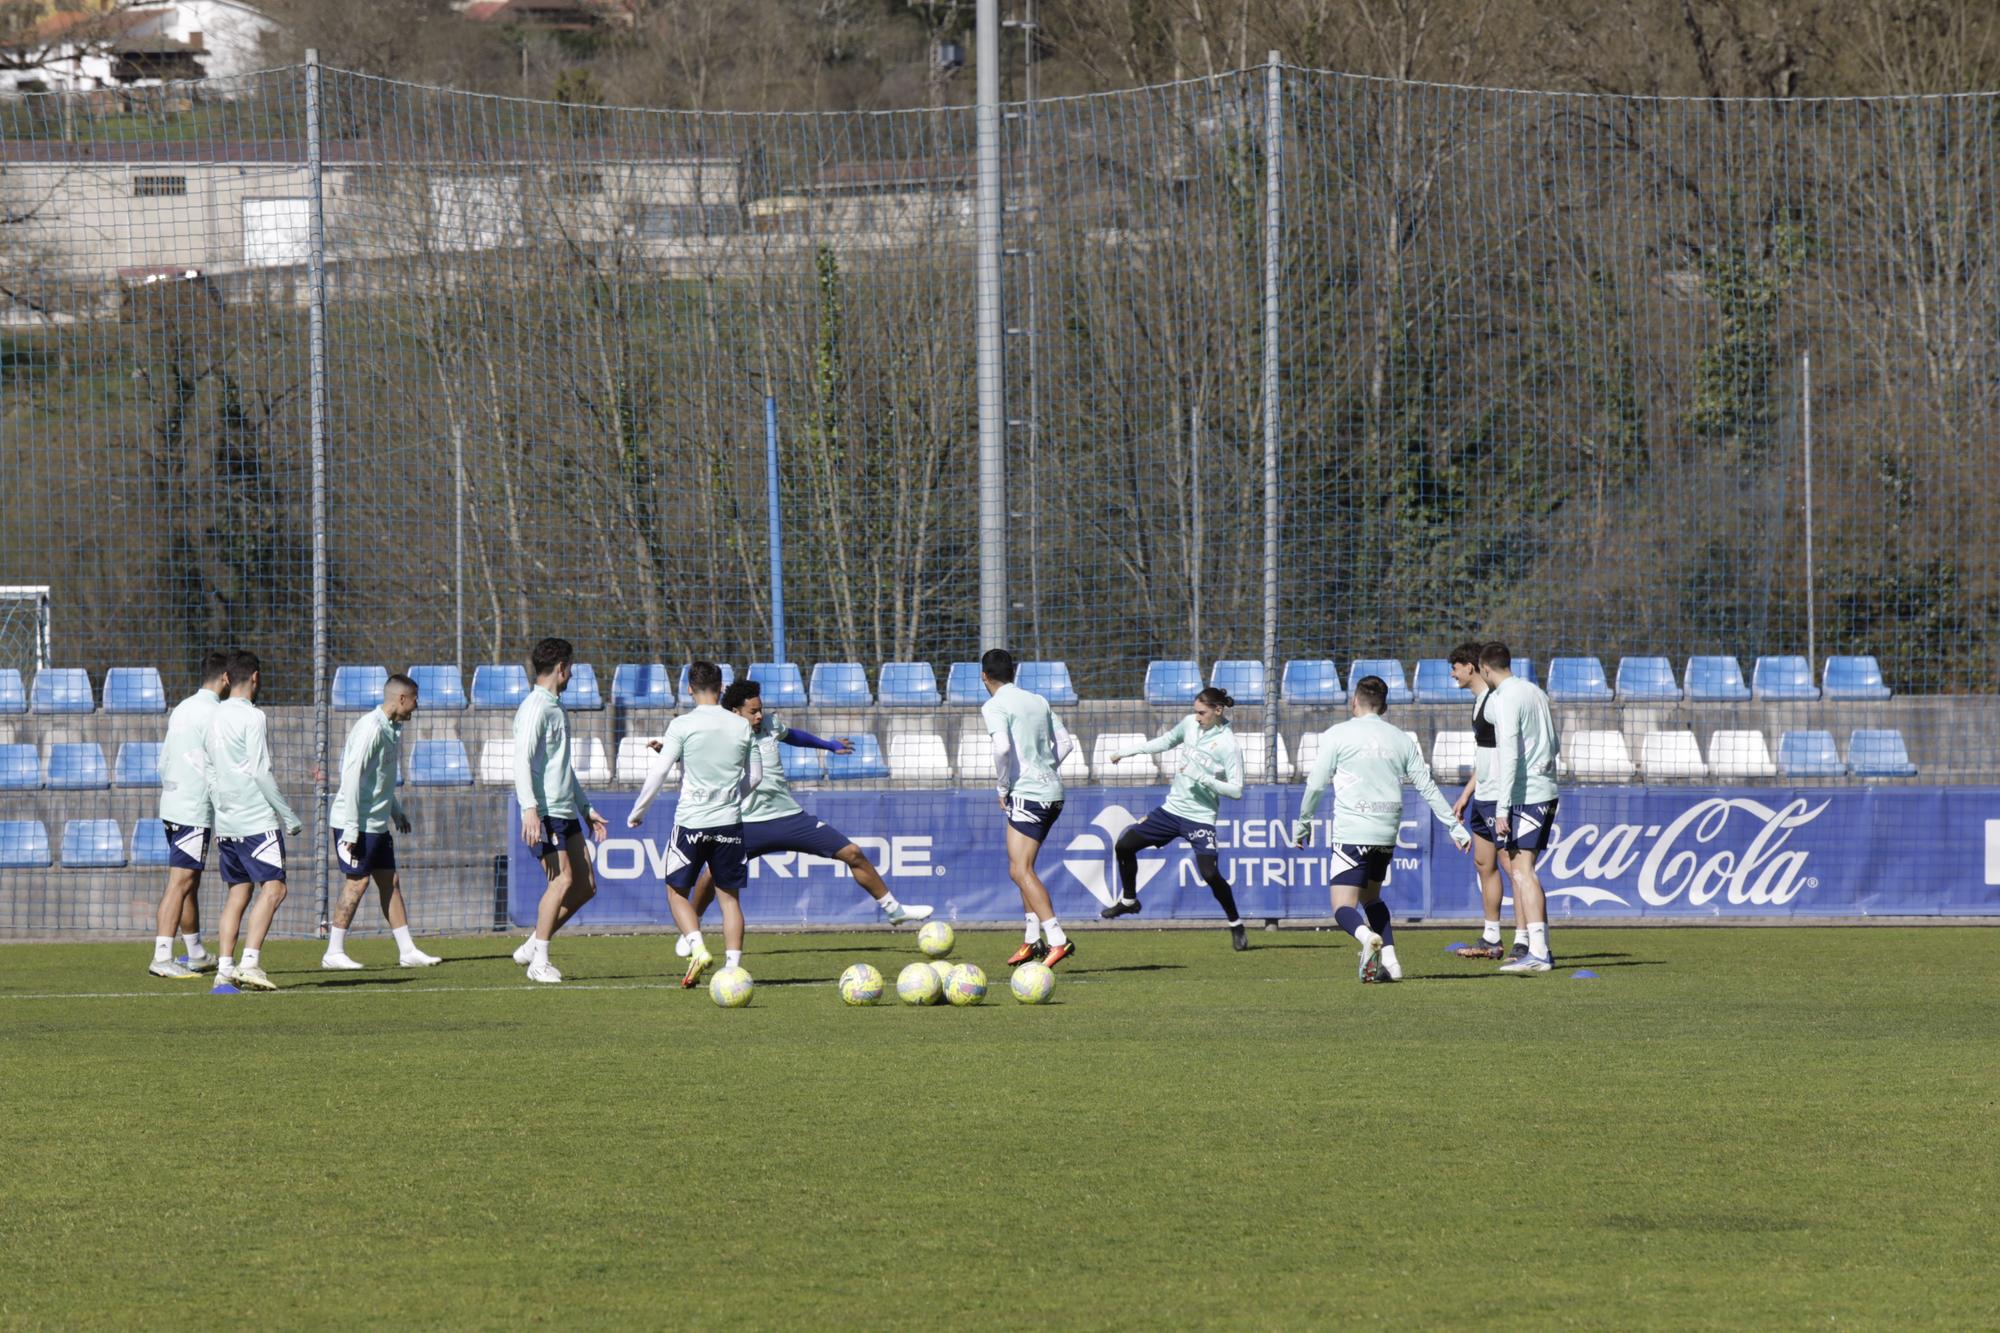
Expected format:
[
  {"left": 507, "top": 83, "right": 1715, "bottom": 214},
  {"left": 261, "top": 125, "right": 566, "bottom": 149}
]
[
  {"left": 687, "top": 660, "right": 724, "bottom": 694},
  {"left": 720, "top": 679, "right": 761, "bottom": 712},
  {"left": 1196, "top": 685, "right": 1234, "bottom": 710},
  {"left": 1479, "top": 641, "right": 1512, "bottom": 671},
  {"left": 385, "top": 672, "right": 418, "bottom": 696},
  {"left": 980, "top": 649, "right": 1016, "bottom": 683},
  {"left": 529, "top": 637, "right": 573, "bottom": 678},
  {"left": 199, "top": 651, "right": 231, "bottom": 685},
  {"left": 225, "top": 650, "right": 260, "bottom": 688},
  {"left": 1354, "top": 674, "right": 1390, "bottom": 714},
  {"left": 1449, "top": 641, "right": 1483, "bottom": 668}
]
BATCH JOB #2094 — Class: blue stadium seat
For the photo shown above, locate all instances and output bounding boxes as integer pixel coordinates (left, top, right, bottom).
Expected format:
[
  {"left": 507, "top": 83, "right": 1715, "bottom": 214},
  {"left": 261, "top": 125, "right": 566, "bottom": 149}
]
[
  {"left": 1823, "top": 655, "right": 1891, "bottom": 701},
  {"left": 1752, "top": 656, "right": 1819, "bottom": 702},
  {"left": 945, "top": 662, "right": 985, "bottom": 705},
  {"left": 333, "top": 665, "right": 388, "bottom": 711},
  {"left": 131, "top": 819, "right": 170, "bottom": 867},
  {"left": 61, "top": 818, "right": 126, "bottom": 868},
  {"left": 407, "top": 665, "right": 466, "bottom": 710},
  {"left": 1411, "top": 659, "right": 1458, "bottom": 703},
  {"left": 562, "top": 663, "right": 604, "bottom": 711},
  {"left": 30, "top": 668, "right": 93, "bottom": 714},
  {"left": 1512, "top": 657, "right": 1538, "bottom": 687},
  {"left": 826, "top": 734, "right": 890, "bottom": 781},
  {"left": 1346, "top": 659, "right": 1412, "bottom": 705},
  {"left": 1280, "top": 659, "right": 1345, "bottom": 706},
  {"left": 1685, "top": 656, "right": 1751, "bottom": 702},
  {"left": 0, "top": 820, "right": 51, "bottom": 867},
  {"left": 1547, "top": 657, "right": 1615, "bottom": 703},
  {"left": 0, "top": 668, "right": 24, "bottom": 714},
  {"left": 1776, "top": 730, "right": 1842, "bottom": 778},
  {"left": 878, "top": 663, "right": 941, "bottom": 708},
  {"left": 472, "top": 664, "right": 531, "bottom": 710},
  {"left": 809, "top": 663, "right": 871, "bottom": 708},
  {"left": 612, "top": 663, "right": 674, "bottom": 710},
  {"left": 781, "top": 743, "right": 824, "bottom": 783},
  {"left": 1615, "top": 656, "right": 1680, "bottom": 702},
  {"left": 748, "top": 663, "right": 808, "bottom": 709},
  {"left": 1209, "top": 660, "right": 1266, "bottom": 706},
  {"left": 114, "top": 741, "right": 162, "bottom": 788},
  {"left": 678, "top": 663, "right": 738, "bottom": 708},
  {"left": 1018, "top": 661, "right": 1079, "bottom": 706},
  {"left": 46, "top": 743, "right": 108, "bottom": 790},
  {"left": 1848, "top": 729, "right": 1917, "bottom": 778},
  {"left": 0, "top": 744, "right": 39, "bottom": 790},
  {"left": 102, "top": 666, "right": 166, "bottom": 714},
  {"left": 408, "top": 739, "right": 472, "bottom": 786},
  {"left": 1144, "top": 660, "right": 1201, "bottom": 708}
]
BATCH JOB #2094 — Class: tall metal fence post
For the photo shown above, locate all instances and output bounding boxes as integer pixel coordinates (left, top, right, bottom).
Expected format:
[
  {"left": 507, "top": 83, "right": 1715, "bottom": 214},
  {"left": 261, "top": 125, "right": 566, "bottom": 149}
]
[
  {"left": 1260, "top": 52, "right": 1284, "bottom": 782},
  {"left": 974, "top": 0, "right": 1007, "bottom": 650},
  {"left": 765, "top": 394, "right": 787, "bottom": 663},
  {"left": 1802, "top": 350, "right": 1816, "bottom": 672},
  {"left": 305, "top": 51, "right": 332, "bottom": 933}
]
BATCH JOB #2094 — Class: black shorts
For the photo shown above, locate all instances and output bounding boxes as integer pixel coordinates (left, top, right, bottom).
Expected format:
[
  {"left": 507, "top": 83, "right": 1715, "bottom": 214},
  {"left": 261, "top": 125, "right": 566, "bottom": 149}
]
[
  {"left": 534, "top": 815, "right": 584, "bottom": 862},
  {"left": 1121, "top": 807, "right": 1217, "bottom": 855},
  {"left": 218, "top": 831, "right": 286, "bottom": 886},
  {"left": 1328, "top": 843, "right": 1394, "bottom": 889},
  {"left": 1501, "top": 799, "right": 1559, "bottom": 855},
  {"left": 162, "top": 821, "right": 210, "bottom": 872},
  {"left": 743, "top": 811, "right": 851, "bottom": 861},
  {"left": 1003, "top": 796, "right": 1064, "bottom": 843},
  {"left": 666, "top": 823, "right": 748, "bottom": 893},
  {"left": 1465, "top": 799, "right": 1498, "bottom": 844},
  {"left": 335, "top": 830, "right": 396, "bottom": 876}
]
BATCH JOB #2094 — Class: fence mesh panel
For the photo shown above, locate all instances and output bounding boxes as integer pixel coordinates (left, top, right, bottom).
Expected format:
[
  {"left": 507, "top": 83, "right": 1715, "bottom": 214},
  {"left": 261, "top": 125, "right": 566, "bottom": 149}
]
[{"left": 0, "top": 64, "right": 1994, "bottom": 936}]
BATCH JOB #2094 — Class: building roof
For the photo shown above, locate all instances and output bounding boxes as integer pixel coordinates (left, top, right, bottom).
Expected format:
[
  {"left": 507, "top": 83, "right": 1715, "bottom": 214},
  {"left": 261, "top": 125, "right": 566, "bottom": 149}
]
[{"left": 0, "top": 137, "right": 741, "bottom": 166}]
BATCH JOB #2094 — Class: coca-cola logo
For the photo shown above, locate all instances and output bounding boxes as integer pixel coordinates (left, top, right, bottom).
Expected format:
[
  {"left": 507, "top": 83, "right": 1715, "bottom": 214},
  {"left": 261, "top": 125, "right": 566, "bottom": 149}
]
[{"left": 1542, "top": 797, "right": 1830, "bottom": 909}]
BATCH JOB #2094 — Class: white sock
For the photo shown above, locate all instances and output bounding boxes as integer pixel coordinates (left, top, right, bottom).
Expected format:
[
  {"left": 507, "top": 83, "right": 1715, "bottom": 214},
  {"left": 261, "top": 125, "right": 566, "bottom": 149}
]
[
  {"left": 879, "top": 894, "right": 901, "bottom": 914},
  {"left": 1041, "top": 918, "right": 1067, "bottom": 947},
  {"left": 1357, "top": 924, "right": 1382, "bottom": 950},
  {"left": 241, "top": 947, "right": 260, "bottom": 969},
  {"left": 1227, "top": 918, "right": 1242, "bottom": 928},
  {"left": 1527, "top": 922, "right": 1549, "bottom": 960},
  {"left": 153, "top": 936, "right": 172, "bottom": 963},
  {"left": 392, "top": 925, "right": 415, "bottom": 954},
  {"left": 687, "top": 931, "right": 705, "bottom": 956},
  {"left": 531, "top": 936, "right": 550, "bottom": 963},
  {"left": 218, "top": 953, "right": 233, "bottom": 971},
  {"left": 182, "top": 932, "right": 206, "bottom": 958},
  {"left": 1513, "top": 926, "right": 1528, "bottom": 947},
  {"left": 1382, "top": 944, "right": 1401, "bottom": 970},
  {"left": 725, "top": 949, "right": 742, "bottom": 969},
  {"left": 1024, "top": 913, "right": 1040, "bottom": 944},
  {"left": 1482, "top": 920, "right": 1502, "bottom": 944},
  {"left": 326, "top": 926, "right": 347, "bottom": 956}
]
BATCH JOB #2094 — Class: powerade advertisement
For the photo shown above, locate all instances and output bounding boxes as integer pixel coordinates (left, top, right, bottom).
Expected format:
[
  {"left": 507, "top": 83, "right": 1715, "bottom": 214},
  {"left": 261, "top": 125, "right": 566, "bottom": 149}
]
[{"left": 510, "top": 786, "right": 2000, "bottom": 926}]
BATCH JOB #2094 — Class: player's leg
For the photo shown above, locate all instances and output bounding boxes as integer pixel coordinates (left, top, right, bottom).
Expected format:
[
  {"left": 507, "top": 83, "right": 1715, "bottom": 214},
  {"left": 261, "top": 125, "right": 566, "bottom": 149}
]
[
  {"left": 378, "top": 868, "right": 439, "bottom": 967},
  {"left": 1193, "top": 849, "right": 1249, "bottom": 951},
  {"left": 779, "top": 807, "right": 929, "bottom": 923},
  {"left": 216, "top": 880, "right": 251, "bottom": 981},
  {"left": 831, "top": 842, "right": 929, "bottom": 922},
  {"left": 149, "top": 864, "right": 202, "bottom": 978},
  {"left": 523, "top": 842, "right": 574, "bottom": 982},
  {"left": 1104, "top": 808, "right": 1176, "bottom": 918},
  {"left": 321, "top": 868, "right": 373, "bottom": 970},
  {"left": 1359, "top": 882, "right": 1400, "bottom": 981},
  {"left": 710, "top": 826, "right": 750, "bottom": 972},
  {"left": 1326, "top": 845, "right": 1389, "bottom": 982},
  {"left": 670, "top": 867, "right": 716, "bottom": 959},
  {"left": 1497, "top": 800, "right": 1555, "bottom": 972},
  {"left": 234, "top": 869, "right": 290, "bottom": 992},
  {"left": 663, "top": 828, "right": 714, "bottom": 987},
  {"left": 174, "top": 876, "right": 212, "bottom": 969},
  {"left": 1007, "top": 805, "right": 1075, "bottom": 967}
]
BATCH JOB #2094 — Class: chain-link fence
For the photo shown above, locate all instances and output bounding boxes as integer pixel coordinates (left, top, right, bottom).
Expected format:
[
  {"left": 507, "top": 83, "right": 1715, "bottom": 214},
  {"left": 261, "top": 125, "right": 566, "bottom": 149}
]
[{"left": 1, "top": 63, "right": 1994, "bottom": 936}]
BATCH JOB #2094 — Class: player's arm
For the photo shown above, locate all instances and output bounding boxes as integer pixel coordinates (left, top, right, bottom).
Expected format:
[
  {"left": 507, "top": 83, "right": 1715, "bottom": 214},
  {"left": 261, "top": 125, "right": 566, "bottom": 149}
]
[
  {"left": 1204, "top": 736, "right": 1245, "bottom": 801},
  {"left": 247, "top": 712, "right": 303, "bottom": 835},
  {"left": 1408, "top": 744, "right": 1471, "bottom": 850},
  {"left": 1453, "top": 773, "right": 1475, "bottom": 820},
  {"left": 1051, "top": 714, "right": 1078, "bottom": 767},
  {"left": 1490, "top": 691, "right": 1521, "bottom": 825},
  {"left": 989, "top": 725, "right": 1019, "bottom": 800},
  {"left": 1292, "top": 738, "right": 1336, "bottom": 846},
  {"left": 331, "top": 723, "right": 366, "bottom": 833},
  {"left": 386, "top": 737, "right": 410, "bottom": 833},
  {"left": 1120, "top": 717, "right": 1186, "bottom": 763},
  {"left": 779, "top": 725, "right": 850, "bottom": 755},
  {"left": 513, "top": 699, "right": 542, "bottom": 844},
  {"left": 739, "top": 735, "right": 763, "bottom": 801},
  {"left": 629, "top": 728, "right": 683, "bottom": 825}
]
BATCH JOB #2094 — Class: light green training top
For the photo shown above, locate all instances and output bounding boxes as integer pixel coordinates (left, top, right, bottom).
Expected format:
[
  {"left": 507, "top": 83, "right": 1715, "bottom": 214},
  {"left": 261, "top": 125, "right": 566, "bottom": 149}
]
[
  {"left": 329, "top": 706, "right": 405, "bottom": 835},
  {"left": 1293, "top": 713, "right": 1461, "bottom": 848},
  {"left": 981, "top": 682, "right": 1070, "bottom": 803},
  {"left": 1486, "top": 675, "right": 1561, "bottom": 817},
  {"left": 639, "top": 703, "right": 758, "bottom": 830},
  {"left": 157, "top": 687, "right": 220, "bottom": 828},
  {"left": 205, "top": 696, "right": 302, "bottom": 838},
  {"left": 740, "top": 718, "right": 807, "bottom": 824},
  {"left": 512, "top": 685, "right": 593, "bottom": 820},
  {"left": 1132, "top": 714, "right": 1244, "bottom": 824},
  {"left": 1471, "top": 684, "right": 1499, "bottom": 802}
]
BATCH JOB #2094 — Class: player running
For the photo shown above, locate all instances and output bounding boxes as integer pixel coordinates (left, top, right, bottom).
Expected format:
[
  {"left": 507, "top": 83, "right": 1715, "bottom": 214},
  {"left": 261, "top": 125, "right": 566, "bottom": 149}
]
[
  {"left": 672, "top": 678, "right": 932, "bottom": 952},
  {"left": 1099, "top": 686, "right": 1250, "bottom": 950},
  {"left": 1480, "top": 642, "right": 1562, "bottom": 974},
  {"left": 1446, "top": 641, "right": 1520, "bottom": 961},
  {"left": 510, "top": 637, "right": 611, "bottom": 985},
  {"left": 147, "top": 651, "right": 229, "bottom": 979},
  {"left": 322, "top": 673, "right": 441, "bottom": 971},
  {"left": 1291, "top": 675, "right": 1471, "bottom": 983},
  {"left": 629, "top": 661, "right": 760, "bottom": 989},
  {"left": 980, "top": 648, "right": 1080, "bottom": 968},
  {"left": 206, "top": 651, "right": 304, "bottom": 992}
]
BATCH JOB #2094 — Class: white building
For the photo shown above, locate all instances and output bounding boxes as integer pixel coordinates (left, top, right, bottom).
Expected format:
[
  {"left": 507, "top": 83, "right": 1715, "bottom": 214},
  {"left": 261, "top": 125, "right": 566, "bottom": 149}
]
[{"left": 0, "top": 3, "right": 276, "bottom": 94}]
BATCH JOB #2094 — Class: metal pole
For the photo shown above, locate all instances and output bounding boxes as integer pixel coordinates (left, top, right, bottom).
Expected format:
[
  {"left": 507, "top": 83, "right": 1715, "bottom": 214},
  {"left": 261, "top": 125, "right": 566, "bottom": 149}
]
[
  {"left": 1802, "top": 351, "right": 1815, "bottom": 671},
  {"left": 305, "top": 51, "right": 332, "bottom": 934},
  {"left": 452, "top": 420, "right": 464, "bottom": 674},
  {"left": 1259, "top": 52, "right": 1283, "bottom": 782},
  {"left": 975, "top": 0, "right": 1007, "bottom": 650},
  {"left": 1021, "top": 0, "right": 1041, "bottom": 658},
  {"left": 765, "top": 394, "right": 787, "bottom": 664}
]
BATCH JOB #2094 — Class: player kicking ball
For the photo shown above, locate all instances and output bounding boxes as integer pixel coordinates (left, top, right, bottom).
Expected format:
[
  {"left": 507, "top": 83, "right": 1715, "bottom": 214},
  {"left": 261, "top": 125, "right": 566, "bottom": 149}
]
[
  {"left": 1292, "top": 675, "right": 1471, "bottom": 983},
  {"left": 980, "top": 649, "right": 1080, "bottom": 968},
  {"left": 206, "top": 652, "right": 305, "bottom": 992},
  {"left": 147, "top": 651, "right": 230, "bottom": 979},
  {"left": 671, "top": 678, "right": 931, "bottom": 956},
  {"left": 510, "top": 638, "right": 611, "bottom": 984},
  {"left": 321, "top": 673, "right": 441, "bottom": 971},
  {"left": 1100, "top": 686, "right": 1250, "bottom": 950},
  {"left": 628, "top": 661, "right": 760, "bottom": 988}
]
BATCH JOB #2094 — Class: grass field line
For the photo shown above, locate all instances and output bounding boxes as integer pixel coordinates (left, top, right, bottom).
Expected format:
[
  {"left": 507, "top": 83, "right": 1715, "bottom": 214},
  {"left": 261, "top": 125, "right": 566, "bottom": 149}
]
[{"left": 0, "top": 973, "right": 1146, "bottom": 1003}]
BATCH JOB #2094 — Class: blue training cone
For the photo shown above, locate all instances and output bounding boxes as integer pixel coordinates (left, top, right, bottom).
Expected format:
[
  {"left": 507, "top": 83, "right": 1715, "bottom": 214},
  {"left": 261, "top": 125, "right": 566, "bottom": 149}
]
[
  {"left": 209, "top": 983, "right": 242, "bottom": 995},
  {"left": 1571, "top": 969, "right": 1599, "bottom": 980}
]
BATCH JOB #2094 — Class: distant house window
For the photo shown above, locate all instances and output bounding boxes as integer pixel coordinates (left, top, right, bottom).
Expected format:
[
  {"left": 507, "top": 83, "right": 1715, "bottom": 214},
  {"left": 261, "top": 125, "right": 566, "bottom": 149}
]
[
  {"left": 134, "top": 175, "right": 189, "bottom": 198},
  {"left": 553, "top": 171, "right": 603, "bottom": 197}
]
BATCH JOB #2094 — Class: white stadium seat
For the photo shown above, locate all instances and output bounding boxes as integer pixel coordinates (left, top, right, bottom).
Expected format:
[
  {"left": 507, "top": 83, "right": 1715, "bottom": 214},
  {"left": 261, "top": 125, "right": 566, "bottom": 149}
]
[
  {"left": 1294, "top": 730, "right": 1322, "bottom": 779},
  {"left": 954, "top": 732, "right": 994, "bottom": 788},
  {"left": 1431, "top": 730, "right": 1475, "bottom": 783},
  {"left": 886, "top": 733, "right": 950, "bottom": 782},
  {"left": 1240, "top": 732, "right": 1292, "bottom": 784},
  {"left": 1565, "top": 730, "right": 1635, "bottom": 782},
  {"left": 615, "top": 736, "right": 668, "bottom": 785},
  {"left": 478, "top": 738, "right": 514, "bottom": 785},
  {"left": 1640, "top": 730, "right": 1707, "bottom": 779},
  {"left": 573, "top": 737, "right": 610, "bottom": 785},
  {"left": 1092, "top": 733, "right": 1154, "bottom": 784},
  {"left": 1708, "top": 730, "right": 1777, "bottom": 779}
]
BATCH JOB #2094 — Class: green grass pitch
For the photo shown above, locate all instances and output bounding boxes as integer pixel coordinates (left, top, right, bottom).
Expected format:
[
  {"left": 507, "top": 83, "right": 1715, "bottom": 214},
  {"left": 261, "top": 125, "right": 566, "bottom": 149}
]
[{"left": 1, "top": 926, "right": 1994, "bottom": 1328}]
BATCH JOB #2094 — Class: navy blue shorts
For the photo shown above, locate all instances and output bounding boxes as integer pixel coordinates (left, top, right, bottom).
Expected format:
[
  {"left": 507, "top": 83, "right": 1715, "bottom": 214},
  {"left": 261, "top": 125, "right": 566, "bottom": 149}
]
[
  {"left": 162, "top": 821, "right": 210, "bottom": 873},
  {"left": 1004, "top": 796, "right": 1064, "bottom": 843},
  {"left": 1465, "top": 799, "right": 1498, "bottom": 844},
  {"left": 534, "top": 815, "right": 584, "bottom": 862},
  {"left": 1120, "top": 807, "right": 1217, "bottom": 856},
  {"left": 335, "top": 830, "right": 396, "bottom": 876},
  {"left": 744, "top": 810, "right": 852, "bottom": 862},
  {"left": 666, "top": 823, "right": 748, "bottom": 892},
  {"left": 1500, "top": 799, "right": 1559, "bottom": 855},
  {"left": 1328, "top": 842, "right": 1394, "bottom": 889},
  {"left": 218, "top": 830, "right": 287, "bottom": 886}
]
